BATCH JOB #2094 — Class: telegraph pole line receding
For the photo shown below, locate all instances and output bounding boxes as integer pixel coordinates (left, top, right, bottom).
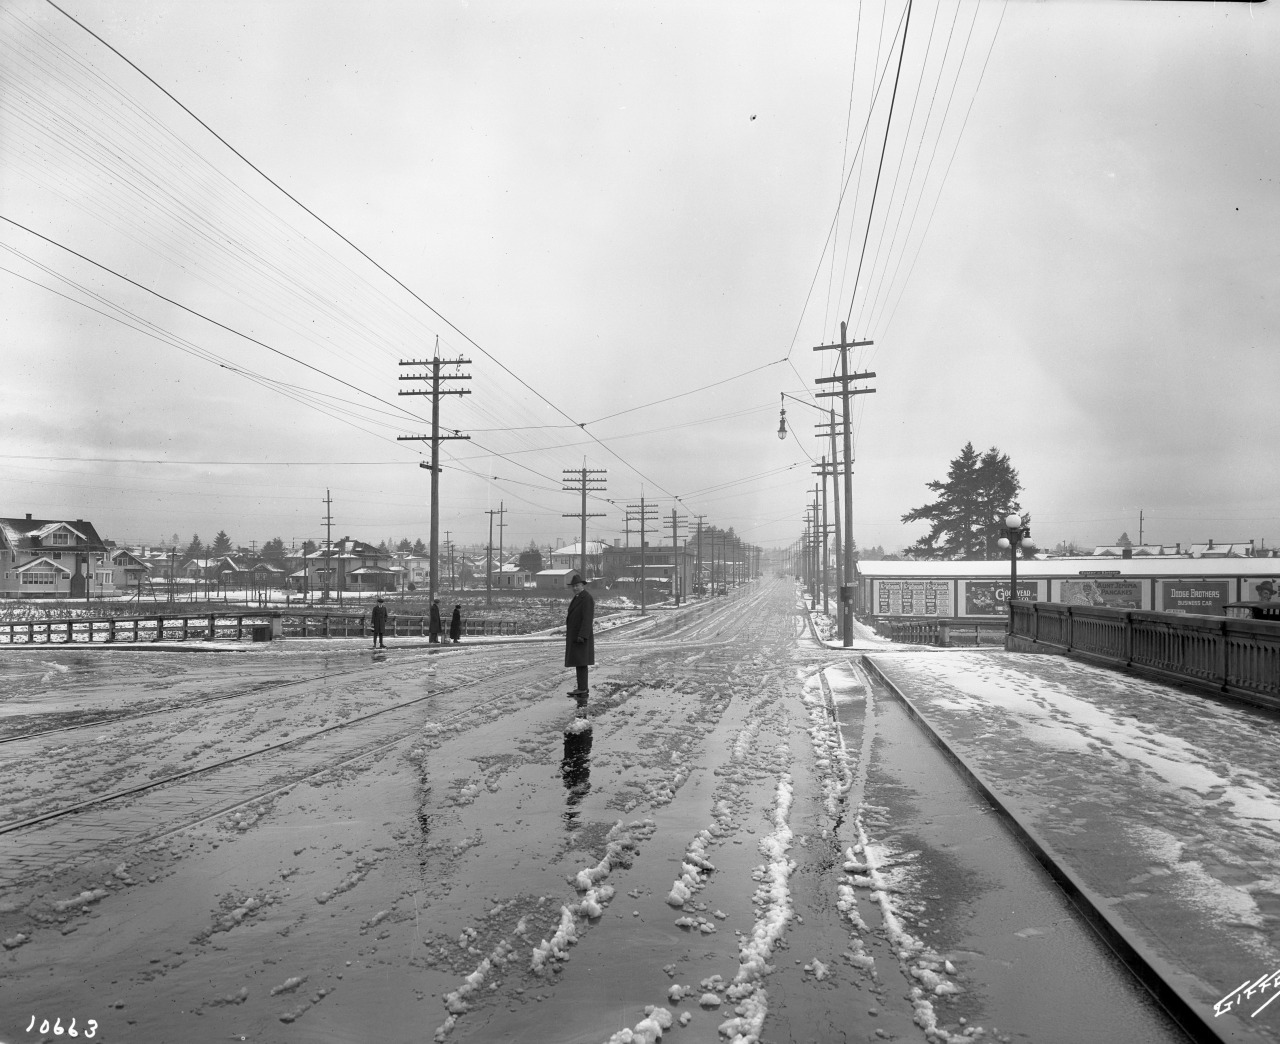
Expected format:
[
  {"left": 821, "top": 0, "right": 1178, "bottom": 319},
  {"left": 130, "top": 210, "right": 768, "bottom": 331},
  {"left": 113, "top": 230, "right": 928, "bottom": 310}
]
[
  {"left": 398, "top": 350, "right": 472, "bottom": 609},
  {"left": 814, "top": 321, "right": 875, "bottom": 648},
  {"left": 562, "top": 467, "right": 607, "bottom": 581},
  {"left": 693, "top": 515, "right": 706, "bottom": 598},
  {"left": 815, "top": 410, "right": 845, "bottom": 640}
]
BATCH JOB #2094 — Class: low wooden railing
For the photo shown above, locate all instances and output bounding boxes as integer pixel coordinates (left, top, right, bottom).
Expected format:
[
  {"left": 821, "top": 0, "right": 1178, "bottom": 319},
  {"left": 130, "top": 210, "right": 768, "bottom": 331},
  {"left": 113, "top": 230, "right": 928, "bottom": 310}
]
[
  {"left": 0, "top": 611, "right": 529, "bottom": 644},
  {"left": 1011, "top": 601, "right": 1280, "bottom": 709}
]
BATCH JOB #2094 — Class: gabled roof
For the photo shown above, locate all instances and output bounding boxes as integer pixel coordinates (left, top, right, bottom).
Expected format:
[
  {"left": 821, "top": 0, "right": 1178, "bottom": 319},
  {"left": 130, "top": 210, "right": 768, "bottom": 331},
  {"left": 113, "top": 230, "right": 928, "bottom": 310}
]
[
  {"left": 16, "top": 556, "right": 72, "bottom": 573},
  {"left": 0, "top": 516, "right": 107, "bottom": 552}
]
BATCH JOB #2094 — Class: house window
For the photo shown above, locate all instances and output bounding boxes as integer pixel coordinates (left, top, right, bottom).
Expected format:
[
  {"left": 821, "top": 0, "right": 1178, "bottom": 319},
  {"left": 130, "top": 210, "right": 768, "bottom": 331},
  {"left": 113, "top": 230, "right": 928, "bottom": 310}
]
[
  {"left": 51, "top": 532, "right": 69, "bottom": 545},
  {"left": 96, "top": 571, "right": 113, "bottom": 586},
  {"left": 22, "top": 571, "right": 56, "bottom": 586}
]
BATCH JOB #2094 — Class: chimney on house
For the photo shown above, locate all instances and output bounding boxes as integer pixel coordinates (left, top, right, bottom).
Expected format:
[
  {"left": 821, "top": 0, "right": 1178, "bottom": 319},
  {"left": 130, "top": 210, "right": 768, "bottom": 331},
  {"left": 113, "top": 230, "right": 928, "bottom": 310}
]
[{"left": 25, "top": 513, "right": 32, "bottom": 520}]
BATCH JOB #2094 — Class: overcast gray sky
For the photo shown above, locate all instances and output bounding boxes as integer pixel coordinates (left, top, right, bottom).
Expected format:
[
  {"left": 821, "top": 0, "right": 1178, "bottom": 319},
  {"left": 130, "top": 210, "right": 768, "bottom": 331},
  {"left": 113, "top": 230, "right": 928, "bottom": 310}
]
[{"left": 2, "top": 0, "right": 1276, "bottom": 555}]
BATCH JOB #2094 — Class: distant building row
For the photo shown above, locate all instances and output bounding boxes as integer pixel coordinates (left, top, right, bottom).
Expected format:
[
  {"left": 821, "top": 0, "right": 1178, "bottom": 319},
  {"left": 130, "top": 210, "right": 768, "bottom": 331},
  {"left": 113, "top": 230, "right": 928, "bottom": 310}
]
[{"left": 1, "top": 515, "right": 748, "bottom": 599}]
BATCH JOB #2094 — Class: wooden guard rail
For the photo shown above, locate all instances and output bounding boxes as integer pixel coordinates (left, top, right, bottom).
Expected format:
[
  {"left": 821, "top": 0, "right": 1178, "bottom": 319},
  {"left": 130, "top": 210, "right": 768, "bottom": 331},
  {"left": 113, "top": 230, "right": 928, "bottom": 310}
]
[
  {"left": 1, "top": 611, "right": 528, "bottom": 645},
  {"left": 1011, "top": 600, "right": 1280, "bottom": 710}
]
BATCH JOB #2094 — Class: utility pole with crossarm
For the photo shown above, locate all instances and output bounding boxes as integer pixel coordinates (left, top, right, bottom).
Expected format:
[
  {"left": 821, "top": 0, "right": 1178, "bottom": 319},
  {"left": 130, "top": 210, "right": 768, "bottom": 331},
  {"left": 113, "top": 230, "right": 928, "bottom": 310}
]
[
  {"left": 626, "top": 498, "right": 659, "bottom": 614},
  {"left": 397, "top": 350, "right": 471, "bottom": 610},
  {"left": 814, "top": 321, "right": 875, "bottom": 648},
  {"left": 562, "top": 467, "right": 607, "bottom": 582},
  {"left": 664, "top": 509, "right": 686, "bottom": 605}
]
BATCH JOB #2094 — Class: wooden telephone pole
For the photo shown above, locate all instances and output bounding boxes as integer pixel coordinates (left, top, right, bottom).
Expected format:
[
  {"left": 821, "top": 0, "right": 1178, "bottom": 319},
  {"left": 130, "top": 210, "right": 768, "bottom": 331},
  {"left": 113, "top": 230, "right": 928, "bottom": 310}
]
[
  {"left": 397, "top": 349, "right": 471, "bottom": 609},
  {"left": 814, "top": 321, "right": 875, "bottom": 648},
  {"left": 626, "top": 498, "right": 659, "bottom": 613},
  {"left": 664, "top": 510, "right": 686, "bottom": 605},
  {"left": 562, "top": 467, "right": 607, "bottom": 581}
]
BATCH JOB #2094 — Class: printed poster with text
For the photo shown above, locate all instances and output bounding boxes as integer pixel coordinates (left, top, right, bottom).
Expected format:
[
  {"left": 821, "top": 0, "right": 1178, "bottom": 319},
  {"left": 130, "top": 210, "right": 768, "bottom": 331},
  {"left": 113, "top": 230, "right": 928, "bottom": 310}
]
[
  {"left": 963, "top": 579, "right": 1040, "bottom": 616},
  {"left": 1160, "top": 580, "right": 1231, "bottom": 615},
  {"left": 875, "top": 580, "right": 952, "bottom": 616},
  {"left": 1058, "top": 579, "right": 1144, "bottom": 609}
]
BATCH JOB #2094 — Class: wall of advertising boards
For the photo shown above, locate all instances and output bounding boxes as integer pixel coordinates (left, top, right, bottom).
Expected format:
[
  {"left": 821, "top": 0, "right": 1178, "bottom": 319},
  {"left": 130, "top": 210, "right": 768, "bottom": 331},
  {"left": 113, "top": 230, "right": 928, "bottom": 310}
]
[{"left": 867, "top": 571, "right": 1280, "bottom": 619}]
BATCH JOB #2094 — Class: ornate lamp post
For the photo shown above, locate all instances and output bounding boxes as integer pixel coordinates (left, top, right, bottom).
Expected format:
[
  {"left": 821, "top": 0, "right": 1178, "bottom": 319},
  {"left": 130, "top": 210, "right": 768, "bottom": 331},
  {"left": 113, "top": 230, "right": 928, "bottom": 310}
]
[{"left": 995, "top": 512, "right": 1037, "bottom": 636}]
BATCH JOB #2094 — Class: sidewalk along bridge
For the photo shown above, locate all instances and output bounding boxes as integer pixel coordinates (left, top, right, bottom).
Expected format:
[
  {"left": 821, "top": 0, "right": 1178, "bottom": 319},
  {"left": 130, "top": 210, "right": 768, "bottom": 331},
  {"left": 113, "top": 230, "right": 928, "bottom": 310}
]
[{"left": 0, "top": 610, "right": 532, "bottom": 645}]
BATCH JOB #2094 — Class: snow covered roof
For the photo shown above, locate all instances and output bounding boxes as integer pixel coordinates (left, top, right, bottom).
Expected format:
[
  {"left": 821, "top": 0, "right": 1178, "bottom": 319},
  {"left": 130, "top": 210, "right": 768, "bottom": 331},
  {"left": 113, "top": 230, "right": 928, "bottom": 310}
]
[
  {"left": 553, "top": 541, "right": 606, "bottom": 556},
  {"left": 1185, "top": 542, "right": 1258, "bottom": 558},
  {"left": 857, "top": 558, "right": 1280, "bottom": 579},
  {"left": 537, "top": 568, "right": 576, "bottom": 576},
  {"left": 0, "top": 516, "right": 106, "bottom": 552}
]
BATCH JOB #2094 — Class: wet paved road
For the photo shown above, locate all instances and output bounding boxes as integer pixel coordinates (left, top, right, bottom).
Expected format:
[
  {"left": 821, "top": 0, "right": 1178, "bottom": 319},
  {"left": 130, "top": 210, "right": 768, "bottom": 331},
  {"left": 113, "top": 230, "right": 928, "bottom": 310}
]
[{"left": 0, "top": 582, "right": 1203, "bottom": 1044}]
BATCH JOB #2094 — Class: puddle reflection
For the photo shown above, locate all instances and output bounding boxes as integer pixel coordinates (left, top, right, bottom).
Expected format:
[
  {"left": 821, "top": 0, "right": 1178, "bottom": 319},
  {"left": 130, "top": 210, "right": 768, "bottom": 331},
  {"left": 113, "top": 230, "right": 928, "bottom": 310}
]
[{"left": 560, "top": 729, "right": 592, "bottom": 829}]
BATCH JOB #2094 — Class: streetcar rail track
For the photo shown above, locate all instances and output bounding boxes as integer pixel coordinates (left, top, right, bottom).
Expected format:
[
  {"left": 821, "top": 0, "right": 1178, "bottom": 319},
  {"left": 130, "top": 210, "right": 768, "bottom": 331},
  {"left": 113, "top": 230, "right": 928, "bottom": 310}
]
[
  {"left": 0, "top": 645, "right": 533, "bottom": 746},
  {"left": 0, "top": 655, "right": 541, "bottom": 839}
]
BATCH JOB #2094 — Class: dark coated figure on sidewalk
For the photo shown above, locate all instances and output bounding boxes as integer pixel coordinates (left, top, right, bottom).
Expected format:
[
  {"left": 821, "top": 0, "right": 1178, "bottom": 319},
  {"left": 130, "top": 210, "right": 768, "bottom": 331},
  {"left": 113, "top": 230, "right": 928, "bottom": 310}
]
[
  {"left": 429, "top": 599, "right": 443, "bottom": 644},
  {"left": 564, "top": 575, "right": 594, "bottom": 700},
  {"left": 449, "top": 604, "right": 462, "bottom": 643},
  {"left": 371, "top": 596, "right": 388, "bottom": 649}
]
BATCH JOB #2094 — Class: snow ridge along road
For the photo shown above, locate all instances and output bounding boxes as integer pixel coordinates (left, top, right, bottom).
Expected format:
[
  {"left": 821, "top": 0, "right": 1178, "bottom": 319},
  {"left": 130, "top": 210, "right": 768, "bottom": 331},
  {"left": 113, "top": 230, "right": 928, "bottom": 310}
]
[{"left": 0, "top": 581, "right": 1196, "bottom": 1043}]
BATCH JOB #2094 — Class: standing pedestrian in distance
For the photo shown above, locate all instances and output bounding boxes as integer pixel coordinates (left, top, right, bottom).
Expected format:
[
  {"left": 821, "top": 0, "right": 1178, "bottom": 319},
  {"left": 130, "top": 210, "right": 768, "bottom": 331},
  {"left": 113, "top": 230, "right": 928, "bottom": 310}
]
[
  {"left": 371, "top": 595, "right": 388, "bottom": 649},
  {"left": 429, "top": 599, "right": 443, "bottom": 644},
  {"left": 565, "top": 575, "right": 594, "bottom": 700},
  {"left": 449, "top": 604, "right": 462, "bottom": 643}
]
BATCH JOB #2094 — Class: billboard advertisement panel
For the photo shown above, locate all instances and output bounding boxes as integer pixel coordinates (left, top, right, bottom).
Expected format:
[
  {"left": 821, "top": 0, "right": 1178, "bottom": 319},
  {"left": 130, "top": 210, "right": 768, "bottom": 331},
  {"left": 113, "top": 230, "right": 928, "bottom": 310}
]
[
  {"left": 875, "top": 580, "right": 952, "bottom": 616},
  {"left": 1057, "top": 578, "right": 1144, "bottom": 610},
  {"left": 962, "top": 579, "right": 1041, "bottom": 616},
  {"left": 1160, "top": 580, "right": 1231, "bottom": 615},
  {"left": 1240, "top": 577, "right": 1278, "bottom": 604}
]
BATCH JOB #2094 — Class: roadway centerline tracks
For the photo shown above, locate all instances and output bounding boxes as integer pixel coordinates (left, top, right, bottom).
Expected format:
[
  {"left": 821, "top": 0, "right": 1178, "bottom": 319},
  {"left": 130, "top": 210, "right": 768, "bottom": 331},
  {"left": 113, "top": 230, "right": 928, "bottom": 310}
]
[{"left": 0, "top": 656, "right": 547, "bottom": 884}]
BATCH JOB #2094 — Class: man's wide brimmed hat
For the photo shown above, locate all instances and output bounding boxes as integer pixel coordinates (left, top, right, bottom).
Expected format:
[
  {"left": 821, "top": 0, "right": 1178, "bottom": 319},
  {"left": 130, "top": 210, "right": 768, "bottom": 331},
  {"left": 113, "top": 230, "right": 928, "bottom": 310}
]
[{"left": 570, "top": 575, "right": 585, "bottom": 585}]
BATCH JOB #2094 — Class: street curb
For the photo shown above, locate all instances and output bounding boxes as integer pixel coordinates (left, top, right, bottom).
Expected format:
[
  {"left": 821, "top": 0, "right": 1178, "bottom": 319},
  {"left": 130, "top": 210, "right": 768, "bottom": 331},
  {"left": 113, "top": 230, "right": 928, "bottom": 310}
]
[{"left": 860, "top": 653, "right": 1232, "bottom": 1044}]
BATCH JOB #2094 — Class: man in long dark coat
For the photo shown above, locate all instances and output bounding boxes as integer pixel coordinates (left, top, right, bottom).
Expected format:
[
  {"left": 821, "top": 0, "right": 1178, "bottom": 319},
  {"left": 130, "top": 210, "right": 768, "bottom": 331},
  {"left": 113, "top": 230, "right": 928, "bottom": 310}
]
[
  {"left": 449, "top": 605, "right": 462, "bottom": 643},
  {"left": 429, "top": 599, "right": 442, "bottom": 644},
  {"left": 565, "top": 575, "right": 595, "bottom": 699},
  {"left": 371, "top": 596, "right": 388, "bottom": 649}
]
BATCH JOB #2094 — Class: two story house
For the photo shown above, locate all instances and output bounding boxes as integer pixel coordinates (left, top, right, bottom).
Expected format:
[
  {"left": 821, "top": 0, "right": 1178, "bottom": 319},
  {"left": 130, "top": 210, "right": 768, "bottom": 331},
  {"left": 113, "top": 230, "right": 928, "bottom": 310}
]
[{"left": 0, "top": 514, "right": 112, "bottom": 598}]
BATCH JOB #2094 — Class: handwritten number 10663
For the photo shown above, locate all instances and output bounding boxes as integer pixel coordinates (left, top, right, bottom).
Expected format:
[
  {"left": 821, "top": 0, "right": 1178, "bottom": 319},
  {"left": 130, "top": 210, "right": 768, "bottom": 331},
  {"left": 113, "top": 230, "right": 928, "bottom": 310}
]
[{"left": 24, "top": 1016, "right": 99, "bottom": 1037}]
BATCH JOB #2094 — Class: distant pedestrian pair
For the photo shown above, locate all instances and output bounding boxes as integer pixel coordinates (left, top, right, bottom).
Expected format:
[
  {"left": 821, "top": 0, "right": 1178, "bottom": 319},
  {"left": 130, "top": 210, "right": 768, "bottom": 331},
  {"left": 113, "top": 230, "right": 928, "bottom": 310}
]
[{"left": 430, "top": 600, "right": 463, "bottom": 643}]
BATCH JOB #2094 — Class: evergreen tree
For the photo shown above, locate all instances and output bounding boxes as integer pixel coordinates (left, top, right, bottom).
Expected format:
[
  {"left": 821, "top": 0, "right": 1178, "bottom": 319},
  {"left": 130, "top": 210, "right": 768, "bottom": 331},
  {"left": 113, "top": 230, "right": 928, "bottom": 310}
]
[
  {"left": 183, "top": 534, "right": 204, "bottom": 560},
  {"left": 302, "top": 539, "right": 317, "bottom": 556},
  {"left": 518, "top": 543, "right": 543, "bottom": 573},
  {"left": 397, "top": 537, "right": 413, "bottom": 552},
  {"left": 900, "top": 443, "right": 1024, "bottom": 560},
  {"left": 1116, "top": 532, "right": 1133, "bottom": 547},
  {"left": 211, "top": 530, "right": 233, "bottom": 556},
  {"left": 412, "top": 538, "right": 426, "bottom": 554},
  {"left": 262, "top": 537, "right": 286, "bottom": 564}
]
